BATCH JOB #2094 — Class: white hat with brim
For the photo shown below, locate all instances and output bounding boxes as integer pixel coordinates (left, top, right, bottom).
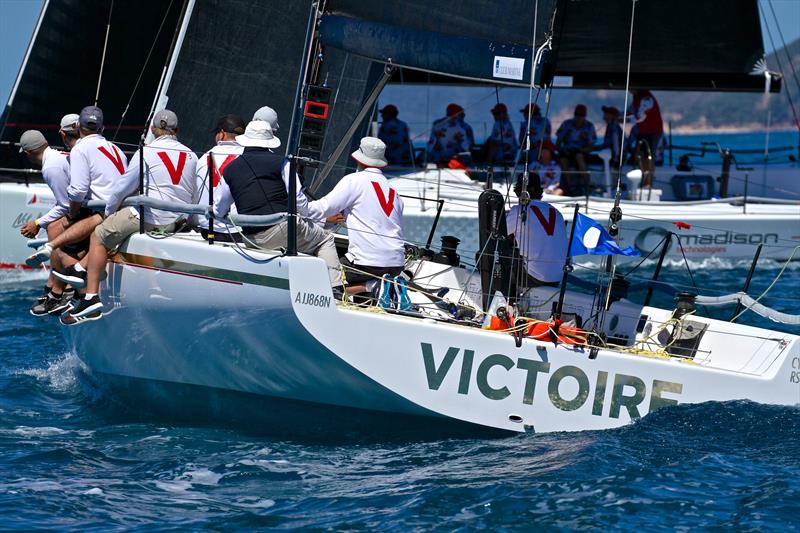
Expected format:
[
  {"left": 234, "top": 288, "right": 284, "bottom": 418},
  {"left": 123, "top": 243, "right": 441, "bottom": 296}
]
[
  {"left": 236, "top": 120, "right": 281, "bottom": 149},
  {"left": 351, "top": 136, "right": 388, "bottom": 168}
]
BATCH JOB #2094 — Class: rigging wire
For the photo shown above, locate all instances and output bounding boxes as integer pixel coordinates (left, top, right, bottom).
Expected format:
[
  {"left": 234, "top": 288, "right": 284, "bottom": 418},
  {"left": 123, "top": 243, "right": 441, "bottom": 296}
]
[
  {"left": 94, "top": 0, "right": 115, "bottom": 106},
  {"left": 759, "top": 2, "right": 800, "bottom": 131},
  {"left": 112, "top": 0, "right": 177, "bottom": 141},
  {"left": 766, "top": 0, "right": 800, "bottom": 96},
  {"left": 597, "top": 0, "right": 638, "bottom": 334}
]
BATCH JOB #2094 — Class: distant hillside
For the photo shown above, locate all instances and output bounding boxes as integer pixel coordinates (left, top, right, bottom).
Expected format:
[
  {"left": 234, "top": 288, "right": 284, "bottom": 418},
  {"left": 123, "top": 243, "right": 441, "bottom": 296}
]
[{"left": 379, "top": 38, "right": 800, "bottom": 139}]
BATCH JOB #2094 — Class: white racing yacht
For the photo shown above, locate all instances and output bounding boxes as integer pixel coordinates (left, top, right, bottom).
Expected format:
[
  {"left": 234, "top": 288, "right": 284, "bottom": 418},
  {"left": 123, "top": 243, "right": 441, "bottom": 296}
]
[
  {"left": 390, "top": 165, "right": 800, "bottom": 264},
  {"left": 3, "top": 0, "right": 799, "bottom": 434}
]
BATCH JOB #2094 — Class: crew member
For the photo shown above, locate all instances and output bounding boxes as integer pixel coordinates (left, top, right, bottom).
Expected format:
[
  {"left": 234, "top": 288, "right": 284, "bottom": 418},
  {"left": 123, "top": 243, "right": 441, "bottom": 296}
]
[
  {"left": 61, "top": 110, "right": 197, "bottom": 324},
  {"left": 518, "top": 103, "right": 551, "bottom": 149},
  {"left": 253, "top": 105, "right": 279, "bottom": 133},
  {"left": 555, "top": 104, "right": 596, "bottom": 195},
  {"left": 529, "top": 140, "right": 562, "bottom": 195},
  {"left": 377, "top": 104, "right": 412, "bottom": 167},
  {"left": 506, "top": 174, "right": 567, "bottom": 287},
  {"left": 195, "top": 114, "right": 245, "bottom": 242},
  {"left": 309, "top": 137, "right": 404, "bottom": 295},
  {"left": 26, "top": 106, "right": 128, "bottom": 274},
  {"left": 17, "top": 129, "right": 74, "bottom": 316},
  {"left": 628, "top": 90, "right": 663, "bottom": 185},
  {"left": 426, "top": 103, "right": 474, "bottom": 166},
  {"left": 486, "top": 103, "right": 518, "bottom": 165},
  {"left": 214, "top": 121, "right": 343, "bottom": 289},
  {"left": 596, "top": 105, "right": 623, "bottom": 165}
]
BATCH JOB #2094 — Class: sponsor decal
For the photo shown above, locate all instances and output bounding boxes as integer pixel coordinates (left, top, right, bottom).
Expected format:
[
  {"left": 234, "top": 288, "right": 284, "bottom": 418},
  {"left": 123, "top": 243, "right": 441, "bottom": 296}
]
[
  {"left": 12, "top": 212, "right": 42, "bottom": 228},
  {"left": 492, "top": 56, "right": 525, "bottom": 81},
  {"left": 421, "top": 343, "right": 682, "bottom": 418},
  {"left": 24, "top": 192, "right": 55, "bottom": 208},
  {"left": 791, "top": 357, "right": 800, "bottom": 385},
  {"left": 634, "top": 226, "right": 780, "bottom": 255}
]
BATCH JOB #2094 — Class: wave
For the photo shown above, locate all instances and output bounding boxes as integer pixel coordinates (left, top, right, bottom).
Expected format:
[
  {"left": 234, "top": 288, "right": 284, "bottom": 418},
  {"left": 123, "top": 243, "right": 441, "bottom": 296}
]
[{"left": 15, "top": 352, "right": 83, "bottom": 393}]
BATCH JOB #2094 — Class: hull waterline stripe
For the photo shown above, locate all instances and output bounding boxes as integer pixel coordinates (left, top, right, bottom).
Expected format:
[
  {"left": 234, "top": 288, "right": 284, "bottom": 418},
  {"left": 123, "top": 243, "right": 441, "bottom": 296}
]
[
  {"left": 112, "top": 252, "right": 290, "bottom": 290},
  {"left": 0, "top": 263, "right": 36, "bottom": 270}
]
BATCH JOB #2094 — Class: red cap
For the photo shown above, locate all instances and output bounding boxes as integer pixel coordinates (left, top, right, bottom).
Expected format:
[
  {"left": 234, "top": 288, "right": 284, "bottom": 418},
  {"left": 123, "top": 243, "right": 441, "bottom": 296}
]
[
  {"left": 540, "top": 140, "right": 557, "bottom": 152},
  {"left": 446, "top": 103, "right": 464, "bottom": 117},
  {"left": 491, "top": 103, "right": 508, "bottom": 114},
  {"left": 379, "top": 104, "right": 398, "bottom": 116},
  {"left": 601, "top": 105, "right": 620, "bottom": 116},
  {"left": 520, "top": 103, "right": 541, "bottom": 115},
  {"left": 574, "top": 104, "right": 587, "bottom": 116}
]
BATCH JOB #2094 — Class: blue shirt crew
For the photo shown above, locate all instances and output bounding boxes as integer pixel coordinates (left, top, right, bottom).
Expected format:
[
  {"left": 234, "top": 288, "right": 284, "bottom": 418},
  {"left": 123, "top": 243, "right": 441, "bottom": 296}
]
[
  {"left": 518, "top": 116, "right": 552, "bottom": 149},
  {"left": 489, "top": 119, "right": 519, "bottom": 162},
  {"left": 556, "top": 119, "right": 597, "bottom": 152},
  {"left": 378, "top": 117, "right": 412, "bottom": 166}
]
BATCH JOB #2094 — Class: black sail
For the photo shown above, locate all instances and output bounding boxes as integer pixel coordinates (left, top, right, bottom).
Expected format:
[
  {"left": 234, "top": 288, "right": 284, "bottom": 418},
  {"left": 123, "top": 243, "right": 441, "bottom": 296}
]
[
  {"left": 321, "top": 0, "right": 781, "bottom": 92},
  {"left": 0, "top": 0, "right": 183, "bottom": 169}
]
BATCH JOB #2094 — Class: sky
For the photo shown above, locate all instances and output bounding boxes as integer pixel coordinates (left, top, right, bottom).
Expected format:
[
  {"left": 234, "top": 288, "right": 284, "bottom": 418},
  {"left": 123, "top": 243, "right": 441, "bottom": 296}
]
[{"left": 1, "top": 0, "right": 799, "bottom": 126}]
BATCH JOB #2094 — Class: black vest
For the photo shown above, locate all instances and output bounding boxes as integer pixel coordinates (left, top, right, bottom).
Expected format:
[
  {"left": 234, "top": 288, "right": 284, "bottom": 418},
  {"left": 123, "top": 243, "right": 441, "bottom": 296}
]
[{"left": 222, "top": 147, "right": 288, "bottom": 219}]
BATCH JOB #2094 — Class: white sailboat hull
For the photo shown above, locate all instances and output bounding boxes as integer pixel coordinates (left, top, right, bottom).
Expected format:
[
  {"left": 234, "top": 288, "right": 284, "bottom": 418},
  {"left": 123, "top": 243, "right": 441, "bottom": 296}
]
[
  {"left": 390, "top": 169, "right": 800, "bottom": 262},
  {"left": 64, "top": 233, "right": 800, "bottom": 434},
  {"left": 0, "top": 182, "right": 54, "bottom": 269}
]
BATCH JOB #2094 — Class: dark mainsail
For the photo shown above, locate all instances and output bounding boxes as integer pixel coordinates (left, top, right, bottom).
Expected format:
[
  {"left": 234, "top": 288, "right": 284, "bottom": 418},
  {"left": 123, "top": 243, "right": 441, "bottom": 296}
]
[
  {"left": 0, "top": 0, "right": 184, "bottom": 169},
  {"left": 321, "top": 0, "right": 781, "bottom": 93},
  {"left": 161, "top": 0, "right": 384, "bottom": 190}
]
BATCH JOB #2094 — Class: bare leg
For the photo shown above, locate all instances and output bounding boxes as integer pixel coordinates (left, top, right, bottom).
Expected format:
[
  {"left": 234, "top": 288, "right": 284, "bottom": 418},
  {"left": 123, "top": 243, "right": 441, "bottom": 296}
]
[
  {"left": 85, "top": 233, "right": 109, "bottom": 295},
  {"left": 48, "top": 214, "right": 103, "bottom": 249},
  {"left": 574, "top": 152, "right": 589, "bottom": 194},
  {"left": 346, "top": 285, "right": 368, "bottom": 295},
  {"left": 46, "top": 219, "right": 67, "bottom": 293}
]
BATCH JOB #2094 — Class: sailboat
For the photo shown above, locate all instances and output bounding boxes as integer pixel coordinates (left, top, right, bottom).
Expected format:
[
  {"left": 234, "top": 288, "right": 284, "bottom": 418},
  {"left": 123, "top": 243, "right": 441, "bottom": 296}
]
[{"left": 3, "top": 0, "right": 800, "bottom": 433}]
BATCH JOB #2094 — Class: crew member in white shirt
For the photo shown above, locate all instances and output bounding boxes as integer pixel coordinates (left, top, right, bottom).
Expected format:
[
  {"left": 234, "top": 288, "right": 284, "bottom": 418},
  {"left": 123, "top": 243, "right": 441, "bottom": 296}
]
[
  {"left": 253, "top": 105, "right": 279, "bottom": 133},
  {"left": 195, "top": 114, "right": 245, "bottom": 242},
  {"left": 506, "top": 173, "right": 568, "bottom": 287},
  {"left": 309, "top": 137, "right": 405, "bottom": 294},
  {"left": 17, "top": 129, "right": 75, "bottom": 316},
  {"left": 61, "top": 110, "right": 197, "bottom": 324},
  {"left": 26, "top": 105, "right": 128, "bottom": 268}
]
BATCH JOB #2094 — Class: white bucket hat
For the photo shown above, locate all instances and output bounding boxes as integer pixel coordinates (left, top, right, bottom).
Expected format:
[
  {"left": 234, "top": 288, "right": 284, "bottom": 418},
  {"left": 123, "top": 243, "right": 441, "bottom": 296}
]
[
  {"left": 236, "top": 120, "right": 281, "bottom": 149},
  {"left": 351, "top": 136, "right": 388, "bottom": 168}
]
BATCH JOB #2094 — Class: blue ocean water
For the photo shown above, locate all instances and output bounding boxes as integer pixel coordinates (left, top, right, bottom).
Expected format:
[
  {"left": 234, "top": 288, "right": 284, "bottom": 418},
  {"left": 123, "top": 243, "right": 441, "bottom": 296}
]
[{"left": 1, "top": 254, "right": 798, "bottom": 530}]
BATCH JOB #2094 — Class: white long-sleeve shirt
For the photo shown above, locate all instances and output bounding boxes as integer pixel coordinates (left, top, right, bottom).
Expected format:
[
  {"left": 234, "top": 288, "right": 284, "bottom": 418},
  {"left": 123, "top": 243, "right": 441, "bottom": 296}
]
[
  {"left": 309, "top": 168, "right": 405, "bottom": 267},
  {"left": 195, "top": 141, "right": 243, "bottom": 233},
  {"left": 37, "top": 147, "right": 70, "bottom": 227},
  {"left": 506, "top": 200, "right": 567, "bottom": 283},
  {"left": 105, "top": 135, "right": 197, "bottom": 225},
  {"left": 214, "top": 153, "right": 314, "bottom": 221},
  {"left": 67, "top": 134, "right": 128, "bottom": 203}
]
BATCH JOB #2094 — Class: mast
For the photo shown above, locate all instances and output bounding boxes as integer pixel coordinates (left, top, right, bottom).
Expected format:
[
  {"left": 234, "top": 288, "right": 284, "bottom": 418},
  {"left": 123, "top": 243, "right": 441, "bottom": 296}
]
[{"left": 285, "top": 1, "right": 322, "bottom": 256}]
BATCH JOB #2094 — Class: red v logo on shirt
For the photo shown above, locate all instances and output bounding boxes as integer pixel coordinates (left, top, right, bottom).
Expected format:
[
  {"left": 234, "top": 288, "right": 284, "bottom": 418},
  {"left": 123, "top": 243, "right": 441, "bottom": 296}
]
[
  {"left": 209, "top": 154, "right": 237, "bottom": 187},
  {"left": 531, "top": 205, "right": 556, "bottom": 236},
  {"left": 157, "top": 151, "right": 188, "bottom": 185},
  {"left": 371, "top": 181, "right": 396, "bottom": 217},
  {"left": 98, "top": 145, "right": 125, "bottom": 174}
]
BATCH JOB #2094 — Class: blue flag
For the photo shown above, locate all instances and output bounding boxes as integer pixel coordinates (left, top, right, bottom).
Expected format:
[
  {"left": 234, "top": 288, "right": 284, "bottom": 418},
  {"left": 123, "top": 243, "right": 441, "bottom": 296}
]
[{"left": 569, "top": 213, "right": 640, "bottom": 256}]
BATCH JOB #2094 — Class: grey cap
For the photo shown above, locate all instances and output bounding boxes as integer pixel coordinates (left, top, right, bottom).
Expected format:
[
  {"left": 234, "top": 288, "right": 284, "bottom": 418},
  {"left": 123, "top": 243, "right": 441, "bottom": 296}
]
[
  {"left": 59, "top": 113, "right": 80, "bottom": 134},
  {"left": 18, "top": 130, "right": 47, "bottom": 153},
  {"left": 153, "top": 109, "right": 178, "bottom": 130},
  {"left": 79, "top": 105, "right": 104, "bottom": 132},
  {"left": 253, "top": 106, "right": 279, "bottom": 130}
]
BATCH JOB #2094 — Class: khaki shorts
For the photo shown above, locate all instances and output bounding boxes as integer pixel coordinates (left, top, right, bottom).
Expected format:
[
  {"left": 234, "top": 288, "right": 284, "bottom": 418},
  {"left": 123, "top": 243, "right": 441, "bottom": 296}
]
[{"left": 95, "top": 209, "right": 176, "bottom": 250}]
